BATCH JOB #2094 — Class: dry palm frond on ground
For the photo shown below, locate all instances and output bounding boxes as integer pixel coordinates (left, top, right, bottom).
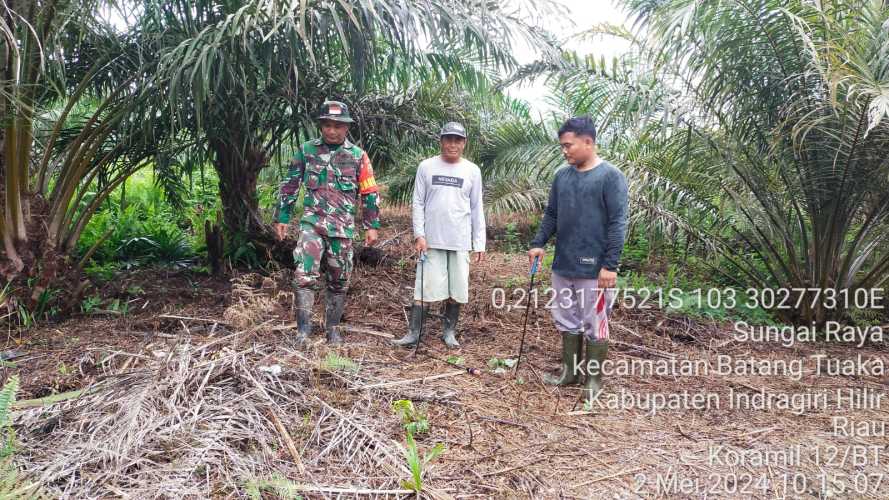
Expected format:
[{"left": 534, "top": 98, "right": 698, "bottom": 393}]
[{"left": 7, "top": 209, "right": 889, "bottom": 498}]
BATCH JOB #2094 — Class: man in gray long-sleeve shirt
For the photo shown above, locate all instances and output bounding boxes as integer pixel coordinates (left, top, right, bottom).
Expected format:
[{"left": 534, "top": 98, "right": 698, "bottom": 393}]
[
  {"left": 393, "top": 122, "right": 486, "bottom": 349},
  {"left": 529, "top": 116, "right": 628, "bottom": 403}
]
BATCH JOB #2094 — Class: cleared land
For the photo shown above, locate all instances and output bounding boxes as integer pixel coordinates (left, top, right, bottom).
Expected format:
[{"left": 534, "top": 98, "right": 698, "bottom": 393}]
[{"left": 8, "top": 211, "right": 888, "bottom": 499}]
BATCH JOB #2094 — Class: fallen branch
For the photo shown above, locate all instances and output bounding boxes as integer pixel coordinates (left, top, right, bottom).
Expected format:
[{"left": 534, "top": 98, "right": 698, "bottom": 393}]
[
  {"left": 480, "top": 456, "right": 547, "bottom": 477},
  {"left": 194, "top": 320, "right": 274, "bottom": 352},
  {"left": 270, "top": 323, "right": 394, "bottom": 339},
  {"left": 565, "top": 410, "right": 593, "bottom": 416},
  {"left": 158, "top": 314, "right": 230, "bottom": 325},
  {"left": 353, "top": 370, "right": 467, "bottom": 390},
  {"left": 478, "top": 416, "right": 532, "bottom": 431},
  {"left": 342, "top": 325, "right": 395, "bottom": 339},
  {"left": 288, "top": 484, "right": 414, "bottom": 494},
  {"left": 376, "top": 229, "right": 409, "bottom": 248},
  {"left": 610, "top": 339, "right": 675, "bottom": 359},
  {"left": 268, "top": 409, "right": 307, "bottom": 475},
  {"left": 570, "top": 466, "right": 642, "bottom": 488},
  {"left": 13, "top": 389, "right": 87, "bottom": 409},
  {"left": 270, "top": 322, "right": 298, "bottom": 332}
]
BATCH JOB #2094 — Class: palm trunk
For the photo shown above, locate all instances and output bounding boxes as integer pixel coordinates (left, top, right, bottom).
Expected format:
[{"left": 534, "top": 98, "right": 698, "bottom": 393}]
[
  {"left": 1, "top": 126, "right": 25, "bottom": 278},
  {"left": 211, "top": 139, "right": 269, "bottom": 238},
  {"left": 210, "top": 139, "right": 295, "bottom": 265}
]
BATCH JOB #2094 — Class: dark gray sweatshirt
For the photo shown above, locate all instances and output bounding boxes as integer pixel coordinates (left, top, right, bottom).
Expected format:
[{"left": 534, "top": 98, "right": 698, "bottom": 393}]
[{"left": 529, "top": 160, "right": 629, "bottom": 279}]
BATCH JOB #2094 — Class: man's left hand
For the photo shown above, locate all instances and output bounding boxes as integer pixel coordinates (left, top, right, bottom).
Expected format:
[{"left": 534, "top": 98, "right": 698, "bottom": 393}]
[
  {"left": 365, "top": 229, "right": 379, "bottom": 246},
  {"left": 473, "top": 251, "right": 485, "bottom": 264},
  {"left": 598, "top": 268, "right": 617, "bottom": 289}
]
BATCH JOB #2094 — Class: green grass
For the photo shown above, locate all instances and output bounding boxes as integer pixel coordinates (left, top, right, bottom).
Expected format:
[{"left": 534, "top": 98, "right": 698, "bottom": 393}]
[
  {"left": 399, "top": 430, "right": 444, "bottom": 495},
  {"left": 0, "top": 376, "right": 19, "bottom": 459},
  {"left": 320, "top": 353, "right": 359, "bottom": 373},
  {"left": 392, "top": 400, "right": 429, "bottom": 435},
  {"left": 243, "top": 474, "right": 304, "bottom": 499},
  {"left": 0, "top": 376, "right": 49, "bottom": 498}
]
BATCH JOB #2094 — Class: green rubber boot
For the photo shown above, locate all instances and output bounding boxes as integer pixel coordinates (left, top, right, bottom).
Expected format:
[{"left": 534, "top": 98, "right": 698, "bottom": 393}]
[
  {"left": 441, "top": 301, "right": 461, "bottom": 348},
  {"left": 582, "top": 340, "right": 609, "bottom": 402},
  {"left": 324, "top": 292, "right": 347, "bottom": 345},
  {"left": 543, "top": 332, "right": 583, "bottom": 385},
  {"left": 294, "top": 289, "right": 315, "bottom": 345},
  {"left": 392, "top": 304, "right": 425, "bottom": 347}
]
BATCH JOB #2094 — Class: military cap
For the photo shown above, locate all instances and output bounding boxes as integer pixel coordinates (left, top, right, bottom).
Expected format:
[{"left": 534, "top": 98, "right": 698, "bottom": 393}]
[{"left": 318, "top": 100, "right": 355, "bottom": 123}]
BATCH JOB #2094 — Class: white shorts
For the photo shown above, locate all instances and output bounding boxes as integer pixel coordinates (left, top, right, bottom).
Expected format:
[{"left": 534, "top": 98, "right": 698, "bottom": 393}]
[{"left": 413, "top": 249, "right": 470, "bottom": 303}]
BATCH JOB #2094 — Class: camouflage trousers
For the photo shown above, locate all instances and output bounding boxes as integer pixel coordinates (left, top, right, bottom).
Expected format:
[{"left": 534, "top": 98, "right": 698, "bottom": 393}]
[{"left": 293, "top": 223, "right": 353, "bottom": 293}]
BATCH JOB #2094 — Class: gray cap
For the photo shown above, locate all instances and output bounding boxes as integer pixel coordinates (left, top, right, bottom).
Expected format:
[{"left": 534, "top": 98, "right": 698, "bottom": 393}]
[{"left": 440, "top": 121, "right": 467, "bottom": 138}]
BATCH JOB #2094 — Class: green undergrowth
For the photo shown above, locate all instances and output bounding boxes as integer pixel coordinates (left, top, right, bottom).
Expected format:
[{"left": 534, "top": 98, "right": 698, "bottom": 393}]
[{"left": 0, "top": 376, "right": 49, "bottom": 499}]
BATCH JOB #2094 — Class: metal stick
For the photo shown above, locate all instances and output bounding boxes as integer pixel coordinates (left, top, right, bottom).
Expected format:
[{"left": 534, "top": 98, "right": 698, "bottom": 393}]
[
  {"left": 419, "top": 350, "right": 482, "bottom": 376},
  {"left": 514, "top": 255, "right": 540, "bottom": 378}
]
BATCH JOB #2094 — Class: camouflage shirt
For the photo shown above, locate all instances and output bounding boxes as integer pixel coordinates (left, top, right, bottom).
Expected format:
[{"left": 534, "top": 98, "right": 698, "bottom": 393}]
[{"left": 275, "top": 139, "right": 380, "bottom": 239}]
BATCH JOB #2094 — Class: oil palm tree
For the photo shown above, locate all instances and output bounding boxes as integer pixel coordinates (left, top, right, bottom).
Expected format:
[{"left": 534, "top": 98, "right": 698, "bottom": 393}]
[
  {"left": 486, "top": 0, "right": 889, "bottom": 324},
  {"left": 139, "top": 0, "right": 560, "bottom": 248},
  {"left": 625, "top": 0, "right": 889, "bottom": 323},
  {"left": 480, "top": 44, "right": 721, "bottom": 237},
  {"left": 1, "top": 1, "right": 168, "bottom": 311}
]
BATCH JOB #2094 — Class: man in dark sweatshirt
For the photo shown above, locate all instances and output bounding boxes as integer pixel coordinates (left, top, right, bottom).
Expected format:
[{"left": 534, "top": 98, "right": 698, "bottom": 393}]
[{"left": 528, "top": 116, "right": 628, "bottom": 403}]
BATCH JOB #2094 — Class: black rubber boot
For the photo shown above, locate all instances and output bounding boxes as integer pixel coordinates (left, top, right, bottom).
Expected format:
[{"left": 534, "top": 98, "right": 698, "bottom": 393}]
[
  {"left": 392, "top": 304, "right": 425, "bottom": 347},
  {"left": 543, "top": 332, "right": 583, "bottom": 385},
  {"left": 582, "top": 340, "right": 609, "bottom": 402},
  {"left": 441, "top": 301, "right": 461, "bottom": 348},
  {"left": 325, "top": 291, "right": 346, "bottom": 345},
  {"left": 295, "top": 289, "right": 315, "bottom": 345}
]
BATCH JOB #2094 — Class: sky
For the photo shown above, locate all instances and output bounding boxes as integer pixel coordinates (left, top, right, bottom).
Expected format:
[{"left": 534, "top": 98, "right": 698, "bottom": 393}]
[{"left": 507, "top": 0, "right": 632, "bottom": 114}]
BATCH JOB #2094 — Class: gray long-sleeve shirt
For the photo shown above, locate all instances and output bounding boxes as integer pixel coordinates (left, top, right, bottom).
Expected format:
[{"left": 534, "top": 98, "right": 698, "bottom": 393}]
[
  {"left": 530, "top": 160, "right": 629, "bottom": 278},
  {"left": 412, "top": 156, "right": 486, "bottom": 252}
]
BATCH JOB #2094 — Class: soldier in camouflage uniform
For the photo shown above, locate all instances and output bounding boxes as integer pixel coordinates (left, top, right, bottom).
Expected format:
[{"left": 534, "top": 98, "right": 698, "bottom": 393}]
[{"left": 274, "top": 101, "right": 381, "bottom": 345}]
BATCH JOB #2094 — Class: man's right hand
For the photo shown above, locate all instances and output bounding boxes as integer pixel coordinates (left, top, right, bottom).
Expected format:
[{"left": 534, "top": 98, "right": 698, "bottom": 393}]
[
  {"left": 528, "top": 248, "right": 545, "bottom": 269},
  {"left": 415, "top": 236, "right": 428, "bottom": 254},
  {"left": 274, "top": 223, "right": 288, "bottom": 241}
]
